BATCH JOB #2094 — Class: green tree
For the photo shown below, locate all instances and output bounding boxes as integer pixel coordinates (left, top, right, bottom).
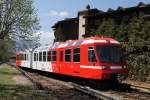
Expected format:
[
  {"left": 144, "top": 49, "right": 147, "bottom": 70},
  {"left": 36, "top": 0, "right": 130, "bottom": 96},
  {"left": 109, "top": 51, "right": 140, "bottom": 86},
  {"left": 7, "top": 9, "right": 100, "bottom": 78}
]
[
  {"left": 0, "top": 0, "right": 40, "bottom": 60},
  {"left": 95, "top": 18, "right": 115, "bottom": 38},
  {"left": 123, "top": 16, "right": 150, "bottom": 82},
  {"left": 0, "top": 0, "right": 40, "bottom": 41}
]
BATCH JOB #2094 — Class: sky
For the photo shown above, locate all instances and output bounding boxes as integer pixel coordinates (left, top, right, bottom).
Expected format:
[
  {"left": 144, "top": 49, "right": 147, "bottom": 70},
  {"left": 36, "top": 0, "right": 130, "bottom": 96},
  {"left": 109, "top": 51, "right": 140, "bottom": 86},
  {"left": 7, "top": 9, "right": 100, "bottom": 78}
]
[{"left": 33, "top": 0, "right": 150, "bottom": 46}]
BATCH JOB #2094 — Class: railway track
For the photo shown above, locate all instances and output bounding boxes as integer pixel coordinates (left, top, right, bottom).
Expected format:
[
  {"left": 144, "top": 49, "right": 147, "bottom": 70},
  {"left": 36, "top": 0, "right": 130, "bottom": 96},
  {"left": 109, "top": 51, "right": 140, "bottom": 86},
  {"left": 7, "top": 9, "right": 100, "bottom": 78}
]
[{"left": 9, "top": 63, "right": 150, "bottom": 100}]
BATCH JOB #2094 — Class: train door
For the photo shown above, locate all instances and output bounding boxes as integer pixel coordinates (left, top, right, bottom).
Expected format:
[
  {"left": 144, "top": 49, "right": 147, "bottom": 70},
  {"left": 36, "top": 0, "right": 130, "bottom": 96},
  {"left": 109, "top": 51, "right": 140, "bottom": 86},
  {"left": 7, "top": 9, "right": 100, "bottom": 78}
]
[
  {"left": 24, "top": 53, "right": 27, "bottom": 68},
  {"left": 38, "top": 52, "right": 43, "bottom": 70},
  {"left": 88, "top": 47, "right": 97, "bottom": 66},
  {"left": 21, "top": 54, "right": 24, "bottom": 67},
  {"left": 42, "top": 51, "right": 50, "bottom": 72},
  {"left": 30, "top": 52, "right": 33, "bottom": 69},
  {"left": 54, "top": 50, "right": 60, "bottom": 73},
  {"left": 35, "top": 53, "right": 38, "bottom": 69},
  {"left": 26, "top": 53, "right": 28, "bottom": 68},
  {"left": 33, "top": 52, "right": 38, "bottom": 70},
  {"left": 47, "top": 51, "right": 52, "bottom": 72},
  {"left": 27, "top": 53, "right": 30, "bottom": 68},
  {"left": 58, "top": 50, "right": 63, "bottom": 73},
  {"left": 72, "top": 47, "right": 81, "bottom": 76}
]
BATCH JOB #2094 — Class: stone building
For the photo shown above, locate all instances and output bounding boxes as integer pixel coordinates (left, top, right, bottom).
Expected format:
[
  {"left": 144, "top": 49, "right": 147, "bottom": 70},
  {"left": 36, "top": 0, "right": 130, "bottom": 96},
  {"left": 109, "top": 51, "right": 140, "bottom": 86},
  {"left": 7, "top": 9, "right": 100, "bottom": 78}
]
[
  {"left": 52, "top": 2, "right": 150, "bottom": 42},
  {"left": 52, "top": 18, "right": 78, "bottom": 42}
]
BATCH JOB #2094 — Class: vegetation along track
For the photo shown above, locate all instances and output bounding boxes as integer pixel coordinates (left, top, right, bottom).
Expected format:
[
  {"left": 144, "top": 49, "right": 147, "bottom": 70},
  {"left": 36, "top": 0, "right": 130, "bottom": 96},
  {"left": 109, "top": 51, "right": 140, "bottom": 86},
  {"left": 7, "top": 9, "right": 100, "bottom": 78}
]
[{"left": 9, "top": 63, "right": 150, "bottom": 100}]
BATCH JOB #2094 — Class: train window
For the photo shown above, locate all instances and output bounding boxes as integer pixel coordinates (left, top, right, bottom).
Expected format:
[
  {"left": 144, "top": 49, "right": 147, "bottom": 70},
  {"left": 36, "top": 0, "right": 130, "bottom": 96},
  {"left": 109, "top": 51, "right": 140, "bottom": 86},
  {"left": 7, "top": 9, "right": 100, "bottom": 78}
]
[
  {"left": 52, "top": 51, "right": 56, "bottom": 61},
  {"left": 25, "top": 54, "right": 27, "bottom": 61},
  {"left": 34, "top": 53, "right": 36, "bottom": 61},
  {"left": 60, "top": 51, "right": 63, "bottom": 62},
  {"left": 22, "top": 54, "right": 24, "bottom": 60},
  {"left": 39, "top": 52, "right": 42, "bottom": 61},
  {"left": 19, "top": 55, "right": 21, "bottom": 60},
  {"left": 23, "top": 54, "right": 25, "bottom": 60},
  {"left": 16, "top": 55, "right": 18, "bottom": 60},
  {"left": 26, "top": 54, "right": 28, "bottom": 60},
  {"left": 20, "top": 55, "right": 22, "bottom": 60},
  {"left": 24, "top": 54, "right": 26, "bottom": 60},
  {"left": 36, "top": 53, "right": 38, "bottom": 61},
  {"left": 88, "top": 47, "right": 96, "bottom": 62},
  {"left": 26, "top": 54, "right": 28, "bottom": 61},
  {"left": 73, "top": 48, "right": 80, "bottom": 62},
  {"left": 20, "top": 55, "right": 21, "bottom": 60},
  {"left": 23, "top": 54, "right": 24, "bottom": 60},
  {"left": 43, "top": 51, "right": 46, "bottom": 62},
  {"left": 47, "top": 51, "right": 51, "bottom": 61},
  {"left": 27, "top": 54, "right": 28, "bottom": 60},
  {"left": 65, "top": 49, "right": 71, "bottom": 62}
]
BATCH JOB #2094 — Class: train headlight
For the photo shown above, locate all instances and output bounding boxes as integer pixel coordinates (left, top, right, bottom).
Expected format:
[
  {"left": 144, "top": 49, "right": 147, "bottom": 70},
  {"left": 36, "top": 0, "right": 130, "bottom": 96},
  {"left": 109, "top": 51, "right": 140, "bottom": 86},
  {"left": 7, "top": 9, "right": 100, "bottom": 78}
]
[
  {"left": 102, "top": 66, "right": 107, "bottom": 70},
  {"left": 122, "top": 66, "right": 127, "bottom": 69}
]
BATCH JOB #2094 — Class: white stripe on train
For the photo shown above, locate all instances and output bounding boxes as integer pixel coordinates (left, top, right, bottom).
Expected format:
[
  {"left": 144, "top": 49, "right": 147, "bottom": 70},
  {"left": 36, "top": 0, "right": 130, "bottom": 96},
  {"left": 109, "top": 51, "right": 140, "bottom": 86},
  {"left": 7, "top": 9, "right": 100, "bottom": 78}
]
[{"left": 80, "top": 65, "right": 123, "bottom": 70}]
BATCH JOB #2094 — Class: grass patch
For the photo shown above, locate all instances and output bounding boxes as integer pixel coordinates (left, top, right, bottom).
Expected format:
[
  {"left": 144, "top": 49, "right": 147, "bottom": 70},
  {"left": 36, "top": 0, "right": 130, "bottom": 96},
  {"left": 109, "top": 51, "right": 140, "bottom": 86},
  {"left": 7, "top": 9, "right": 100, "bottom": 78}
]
[
  {"left": 0, "top": 64, "right": 58, "bottom": 100},
  {"left": 0, "top": 65, "right": 21, "bottom": 75},
  {"left": 0, "top": 74, "right": 15, "bottom": 85},
  {"left": 0, "top": 64, "right": 21, "bottom": 85},
  {"left": 0, "top": 84, "right": 56, "bottom": 100}
]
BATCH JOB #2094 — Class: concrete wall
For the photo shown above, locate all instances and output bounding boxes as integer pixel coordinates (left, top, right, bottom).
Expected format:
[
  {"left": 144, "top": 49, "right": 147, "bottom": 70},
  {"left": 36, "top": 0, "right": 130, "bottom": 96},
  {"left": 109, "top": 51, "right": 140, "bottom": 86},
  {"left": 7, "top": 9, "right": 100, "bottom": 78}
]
[{"left": 79, "top": 14, "right": 85, "bottom": 39}]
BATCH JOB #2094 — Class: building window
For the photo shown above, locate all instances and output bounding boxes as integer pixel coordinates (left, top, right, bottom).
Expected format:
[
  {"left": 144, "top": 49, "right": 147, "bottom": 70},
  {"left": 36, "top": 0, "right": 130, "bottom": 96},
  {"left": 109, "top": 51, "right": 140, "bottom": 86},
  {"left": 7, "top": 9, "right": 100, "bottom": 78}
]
[
  {"left": 47, "top": 51, "right": 51, "bottom": 61},
  {"left": 52, "top": 51, "right": 56, "bottom": 61},
  {"left": 88, "top": 47, "right": 96, "bottom": 62},
  {"left": 43, "top": 51, "right": 46, "bottom": 62},
  {"left": 65, "top": 49, "right": 71, "bottom": 62},
  {"left": 39, "top": 52, "right": 42, "bottom": 61},
  {"left": 60, "top": 51, "right": 63, "bottom": 62},
  {"left": 73, "top": 48, "right": 80, "bottom": 62}
]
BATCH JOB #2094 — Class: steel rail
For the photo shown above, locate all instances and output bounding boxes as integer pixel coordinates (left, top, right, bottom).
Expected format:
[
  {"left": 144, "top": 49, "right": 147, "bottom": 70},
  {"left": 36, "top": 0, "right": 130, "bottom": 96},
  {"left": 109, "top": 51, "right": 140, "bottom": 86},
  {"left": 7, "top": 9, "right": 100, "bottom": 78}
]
[{"left": 8, "top": 63, "right": 150, "bottom": 100}]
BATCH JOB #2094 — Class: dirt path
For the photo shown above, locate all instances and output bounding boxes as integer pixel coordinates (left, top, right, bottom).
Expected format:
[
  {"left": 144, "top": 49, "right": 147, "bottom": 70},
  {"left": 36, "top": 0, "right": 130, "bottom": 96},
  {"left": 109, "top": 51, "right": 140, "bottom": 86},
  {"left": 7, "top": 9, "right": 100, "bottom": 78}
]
[{"left": 13, "top": 75, "right": 33, "bottom": 86}]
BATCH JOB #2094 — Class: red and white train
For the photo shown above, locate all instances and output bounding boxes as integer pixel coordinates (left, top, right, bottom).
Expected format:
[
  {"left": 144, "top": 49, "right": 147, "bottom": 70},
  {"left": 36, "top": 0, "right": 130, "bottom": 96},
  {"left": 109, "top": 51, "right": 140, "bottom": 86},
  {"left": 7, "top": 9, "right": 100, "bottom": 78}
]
[{"left": 16, "top": 37, "right": 128, "bottom": 81}]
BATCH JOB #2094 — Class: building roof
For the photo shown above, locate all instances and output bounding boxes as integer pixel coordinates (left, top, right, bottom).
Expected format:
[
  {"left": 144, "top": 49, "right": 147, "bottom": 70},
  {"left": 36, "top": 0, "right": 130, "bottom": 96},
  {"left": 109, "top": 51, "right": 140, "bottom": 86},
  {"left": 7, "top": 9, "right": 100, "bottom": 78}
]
[
  {"left": 52, "top": 18, "right": 78, "bottom": 29},
  {"left": 78, "top": 8, "right": 104, "bottom": 15},
  {"left": 82, "top": 2, "right": 150, "bottom": 17},
  {"left": 107, "top": 8, "right": 115, "bottom": 12}
]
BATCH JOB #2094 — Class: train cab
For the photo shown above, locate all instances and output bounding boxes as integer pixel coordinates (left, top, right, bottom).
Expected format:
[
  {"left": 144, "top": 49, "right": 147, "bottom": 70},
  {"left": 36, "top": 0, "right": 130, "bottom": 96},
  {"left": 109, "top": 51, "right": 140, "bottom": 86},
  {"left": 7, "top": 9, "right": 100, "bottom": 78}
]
[{"left": 51, "top": 37, "right": 128, "bottom": 81}]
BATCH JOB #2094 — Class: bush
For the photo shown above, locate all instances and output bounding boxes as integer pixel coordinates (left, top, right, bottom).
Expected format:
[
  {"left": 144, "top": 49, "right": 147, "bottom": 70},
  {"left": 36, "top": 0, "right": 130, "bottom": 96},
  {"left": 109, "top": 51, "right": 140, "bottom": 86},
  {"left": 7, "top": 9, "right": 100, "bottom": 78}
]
[{"left": 0, "top": 40, "right": 13, "bottom": 62}]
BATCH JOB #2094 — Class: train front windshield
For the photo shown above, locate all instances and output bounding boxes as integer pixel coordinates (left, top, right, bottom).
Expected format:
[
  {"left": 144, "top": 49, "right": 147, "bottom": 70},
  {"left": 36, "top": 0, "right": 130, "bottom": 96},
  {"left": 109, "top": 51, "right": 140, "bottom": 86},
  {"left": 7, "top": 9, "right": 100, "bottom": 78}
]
[{"left": 96, "top": 46, "right": 125, "bottom": 63}]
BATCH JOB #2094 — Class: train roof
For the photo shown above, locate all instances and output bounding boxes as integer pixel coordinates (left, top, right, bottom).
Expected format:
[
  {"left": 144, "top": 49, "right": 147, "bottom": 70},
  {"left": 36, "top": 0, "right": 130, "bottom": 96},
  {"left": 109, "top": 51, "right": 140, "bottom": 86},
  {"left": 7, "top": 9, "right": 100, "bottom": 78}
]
[
  {"left": 33, "top": 45, "right": 51, "bottom": 52},
  {"left": 16, "top": 49, "right": 31, "bottom": 54},
  {"left": 51, "top": 37, "right": 120, "bottom": 49},
  {"left": 16, "top": 37, "right": 120, "bottom": 53}
]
